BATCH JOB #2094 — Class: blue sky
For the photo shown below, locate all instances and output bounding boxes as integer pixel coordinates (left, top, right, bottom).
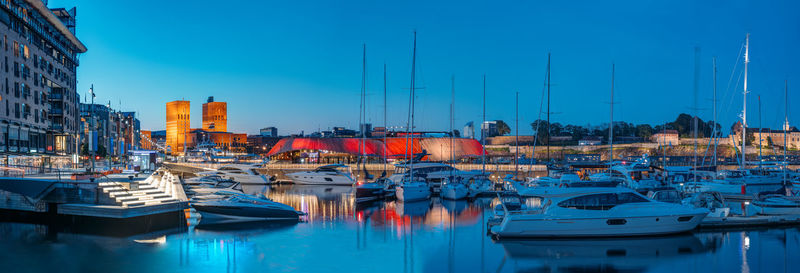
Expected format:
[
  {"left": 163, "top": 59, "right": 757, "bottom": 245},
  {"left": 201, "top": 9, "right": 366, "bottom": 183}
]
[{"left": 50, "top": 0, "right": 799, "bottom": 135}]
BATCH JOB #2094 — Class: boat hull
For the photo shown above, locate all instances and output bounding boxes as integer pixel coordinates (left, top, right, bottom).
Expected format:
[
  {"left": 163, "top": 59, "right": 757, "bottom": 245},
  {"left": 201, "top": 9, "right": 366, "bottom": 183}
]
[
  {"left": 288, "top": 172, "right": 354, "bottom": 185},
  {"left": 491, "top": 213, "right": 706, "bottom": 238},
  {"left": 441, "top": 184, "right": 469, "bottom": 200},
  {"left": 194, "top": 204, "right": 300, "bottom": 224},
  {"left": 355, "top": 184, "right": 385, "bottom": 203},
  {"left": 396, "top": 184, "right": 431, "bottom": 202}
]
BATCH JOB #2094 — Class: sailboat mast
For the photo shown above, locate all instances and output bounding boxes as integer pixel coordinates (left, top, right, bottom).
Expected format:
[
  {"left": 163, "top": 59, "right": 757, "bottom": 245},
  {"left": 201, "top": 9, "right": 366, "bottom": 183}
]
[
  {"left": 741, "top": 34, "right": 749, "bottom": 168},
  {"left": 609, "top": 64, "right": 615, "bottom": 161},
  {"left": 409, "top": 31, "right": 417, "bottom": 178},
  {"left": 482, "top": 75, "right": 486, "bottom": 173},
  {"left": 784, "top": 80, "right": 788, "bottom": 184},
  {"left": 450, "top": 75, "right": 455, "bottom": 171},
  {"left": 758, "top": 95, "right": 762, "bottom": 168},
  {"left": 693, "top": 47, "right": 699, "bottom": 182},
  {"left": 360, "top": 44, "right": 367, "bottom": 169},
  {"left": 546, "top": 53, "right": 551, "bottom": 160},
  {"left": 515, "top": 91, "right": 519, "bottom": 176},
  {"left": 712, "top": 57, "right": 718, "bottom": 166},
  {"left": 383, "top": 63, "right": 387, "bottom": 171}
]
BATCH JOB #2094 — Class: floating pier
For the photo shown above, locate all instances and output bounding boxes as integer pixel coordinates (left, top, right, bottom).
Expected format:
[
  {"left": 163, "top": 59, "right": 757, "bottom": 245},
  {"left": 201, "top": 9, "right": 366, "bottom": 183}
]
[{"left": 0, "top": 170, "right": 190, "bottom": 236}]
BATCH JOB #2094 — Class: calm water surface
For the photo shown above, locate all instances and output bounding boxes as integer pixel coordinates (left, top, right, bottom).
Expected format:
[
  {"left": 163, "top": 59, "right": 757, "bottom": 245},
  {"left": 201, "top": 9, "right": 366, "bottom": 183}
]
[{"left": 1, "top": 184, "right": 799, "bottom": 273}]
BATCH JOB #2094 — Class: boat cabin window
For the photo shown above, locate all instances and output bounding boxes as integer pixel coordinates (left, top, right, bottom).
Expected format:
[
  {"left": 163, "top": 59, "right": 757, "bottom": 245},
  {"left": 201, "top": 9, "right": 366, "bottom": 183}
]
[
  {"left": 558, "top": 192, "right": 649, "bottom": 210},
  {"left": 219, "top": 167, "right": 241, "bottom": 171}
]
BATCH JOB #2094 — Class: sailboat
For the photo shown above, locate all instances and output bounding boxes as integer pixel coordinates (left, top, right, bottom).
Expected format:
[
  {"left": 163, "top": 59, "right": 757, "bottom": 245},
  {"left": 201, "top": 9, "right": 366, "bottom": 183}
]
[
  {"left": 466, "top": 75, "right": 495, "bottom": 197},
  {"left": 441, "top": 76, "right": 469, "bottom": 200},
  {"left": 354, "top": 45, "right": 386, "bottom": 202},
  {"left": 395, "top": 31, "right": 432, "bottom": 202}
]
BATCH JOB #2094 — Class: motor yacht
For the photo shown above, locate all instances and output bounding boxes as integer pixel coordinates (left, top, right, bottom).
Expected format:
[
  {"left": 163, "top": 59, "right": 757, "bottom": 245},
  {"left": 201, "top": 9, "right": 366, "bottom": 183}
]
[
  {"left": 197, "top": 164, "right": 273, "bottom": 186},
  {"left": 287, "top": 164, "right": 355, "bottom": 185},
  {"left": 192, "top": 191, "right": 301, "bottom": 224},
  {"left": 489, "top": 187, "right": 708, "bottom": 238}
]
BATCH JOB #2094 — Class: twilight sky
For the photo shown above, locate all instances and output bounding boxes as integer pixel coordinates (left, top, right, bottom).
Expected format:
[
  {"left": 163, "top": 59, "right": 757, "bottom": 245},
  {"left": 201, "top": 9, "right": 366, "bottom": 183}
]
[{"left": 50, "top": 0, "right": 799, "bottom": 135}]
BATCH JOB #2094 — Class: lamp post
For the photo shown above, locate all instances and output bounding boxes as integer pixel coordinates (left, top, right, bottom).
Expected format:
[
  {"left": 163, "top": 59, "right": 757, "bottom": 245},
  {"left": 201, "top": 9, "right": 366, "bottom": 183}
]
[{"left": 90, "top": 84, "right": 95, "bottom": 174}]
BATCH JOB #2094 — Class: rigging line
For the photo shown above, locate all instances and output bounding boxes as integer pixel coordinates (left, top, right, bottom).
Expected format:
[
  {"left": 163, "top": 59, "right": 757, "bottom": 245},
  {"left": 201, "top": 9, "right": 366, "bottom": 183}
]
[
  {"left": 529, "top": 57, "right": 549, "bottom": 172},
  {"left": 719, "top": 43, "right": 745, "bottom": 122}
]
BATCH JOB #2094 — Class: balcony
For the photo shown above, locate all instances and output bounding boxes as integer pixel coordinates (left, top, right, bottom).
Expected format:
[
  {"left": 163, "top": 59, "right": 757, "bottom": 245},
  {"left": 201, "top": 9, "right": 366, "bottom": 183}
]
[{"left": 48, "top": 93, "right": 63, "bottom": 100}]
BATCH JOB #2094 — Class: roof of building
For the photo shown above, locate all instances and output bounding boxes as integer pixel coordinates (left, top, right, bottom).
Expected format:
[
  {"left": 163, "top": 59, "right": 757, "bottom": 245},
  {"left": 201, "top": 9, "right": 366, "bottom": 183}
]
[
  {"left": 266, "top": 137, "right": 486, "bottom": 161},
  {"left": 26, "top": 1, "right": 87, "bottom": 53},
  {"left": 653, "top": 129, "right": 679, "bottom": 135}
]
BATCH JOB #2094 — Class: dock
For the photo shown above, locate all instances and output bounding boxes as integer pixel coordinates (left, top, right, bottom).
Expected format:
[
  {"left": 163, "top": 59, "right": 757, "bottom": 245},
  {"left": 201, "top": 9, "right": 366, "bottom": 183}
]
[
  {"left": 0, "top": 169, "right": 190, "bottom": 236},
  {"left": 699, "top": 215, "right": 800, "bottom": 228}
]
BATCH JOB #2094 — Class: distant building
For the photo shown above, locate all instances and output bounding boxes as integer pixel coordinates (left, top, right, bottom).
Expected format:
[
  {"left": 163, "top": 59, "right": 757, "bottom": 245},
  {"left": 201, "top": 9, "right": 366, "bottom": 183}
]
[
  {"left": 751, "top": 126, "right": 800, "bottom": 149},
  {"left": 202, "top": 96, "right": 227, "bottom": 132},
  {"left": 463, "top": 122, "right": 475, "bottom": 139},
  {"left": 481, "top": 121, "right": 498, "bottom": 139},
  {"left": 579, "top": 136, "right": 602, "bottom": 146},
  {"left": 140, "top": 130, "right": 153, "bottom": 150},
  {"left": 166, "top": 100, "right": 191, "bottom": 155},
  {"left": 651, "top": 130, "right": 679, "bottom": 145},
  {"left": 372, "top": 126, "right": 386, "bottom": 138},
  {"left": 260, "top": 127, "right": 278, "bottom": 137},
  {"left": 359, "top": 123, "right": 372, "bottom": 137},
  {"left": 333, "top": 127, "right": 357, "bottom": 137},
  {"left": 247, "top": 134, "right": 282, "bottom": 155}
]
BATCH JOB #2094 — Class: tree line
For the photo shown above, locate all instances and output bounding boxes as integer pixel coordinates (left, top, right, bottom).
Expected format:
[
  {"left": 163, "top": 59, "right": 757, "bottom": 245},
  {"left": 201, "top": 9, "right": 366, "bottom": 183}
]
[{"left": 491, "top": 113, "right": 722, "bottom": 145}]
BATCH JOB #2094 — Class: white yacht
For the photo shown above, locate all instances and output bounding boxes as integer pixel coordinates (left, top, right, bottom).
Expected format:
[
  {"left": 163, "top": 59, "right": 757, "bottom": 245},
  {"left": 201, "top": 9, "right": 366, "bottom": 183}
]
[
  {"left": 489, "top": 187, "right": 708, "bottom": 238},
  {"left": 388, "top": 162, "right": 456, "bottom": 193},
  {"left": 440, "top": 176, "right": 468, "bottom": 200},
  {"left": 395, "top": 174, "right": 431, "bottom": 202},
  {"left": 286, "top": 164, "right": 355, "bottom": 185},
  {"left": 197, "top": 164, "right": 272, "bottom": 186},
  {"left": 750, "top": 194, "right": 800, "bottom": 215},
  {"left": 192, "top": 191, "right": 302, "bottom": 224}
]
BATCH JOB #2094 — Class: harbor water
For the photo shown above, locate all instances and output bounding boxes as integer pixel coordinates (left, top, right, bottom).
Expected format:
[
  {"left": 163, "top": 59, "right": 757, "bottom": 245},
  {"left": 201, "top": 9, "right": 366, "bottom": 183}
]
[{"left": 1, "top": 184, "right": 799, "bottom": 273}]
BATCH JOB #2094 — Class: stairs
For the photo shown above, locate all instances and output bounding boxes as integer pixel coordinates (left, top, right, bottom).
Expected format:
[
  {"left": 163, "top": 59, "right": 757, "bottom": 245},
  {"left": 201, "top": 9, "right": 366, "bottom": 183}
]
[{"left": 97, "top": 172, "right": 183, "bottom": 207}]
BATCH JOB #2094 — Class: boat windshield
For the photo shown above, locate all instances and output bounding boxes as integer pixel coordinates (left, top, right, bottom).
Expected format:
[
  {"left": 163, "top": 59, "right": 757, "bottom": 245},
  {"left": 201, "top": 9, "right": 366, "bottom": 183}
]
[{"left": 558, "top": 192, "right": 650, "bottom": 210}]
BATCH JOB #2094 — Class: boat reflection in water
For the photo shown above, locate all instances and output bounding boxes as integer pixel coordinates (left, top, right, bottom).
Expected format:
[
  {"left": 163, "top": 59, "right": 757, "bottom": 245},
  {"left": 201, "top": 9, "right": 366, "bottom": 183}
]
[
  {"left": 497, "top": 234, "right": 716, "bottom": 273},
  {"left": 4, "top": 182, "right": 800, "bottom": 273}
]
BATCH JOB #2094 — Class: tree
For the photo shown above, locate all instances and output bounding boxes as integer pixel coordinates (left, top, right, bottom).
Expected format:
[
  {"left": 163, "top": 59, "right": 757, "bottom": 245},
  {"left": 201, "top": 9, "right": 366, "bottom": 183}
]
[
  {"left": 530, "top": 119, "right": 550, "bottom": 145},
  {"left": 635, "top": 124, "right": 654, "bottom": 139},
  {"left": 495, "top": 120, "right": 511, "bottom": 136}
]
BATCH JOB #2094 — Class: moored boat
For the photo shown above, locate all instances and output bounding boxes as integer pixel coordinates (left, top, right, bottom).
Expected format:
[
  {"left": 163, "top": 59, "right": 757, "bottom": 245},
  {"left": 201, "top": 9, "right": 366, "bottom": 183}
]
[{"left": 490, "top": 187, "right": 708, "bottom": 238}]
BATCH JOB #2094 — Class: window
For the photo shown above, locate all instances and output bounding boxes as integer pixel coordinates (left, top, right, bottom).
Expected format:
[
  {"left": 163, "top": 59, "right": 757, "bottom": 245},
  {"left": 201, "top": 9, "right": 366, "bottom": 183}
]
[
  {"left": 12, "top": 41, "right": 18, "bottom": 57},
  {"left": 616, "top": 192, "right": 649, "bottom": 204},
  {"left": 13, "top": 82, "right": 18, "bottom": 97},
  {"left": 13, "top": 62, "right": 18, "bottom": 77},
  {"left": 558, "top": 193, "right": 619, "bottom": 210},
  {"left": 14, "top": 103, "right": 19, "bottom": 118}
]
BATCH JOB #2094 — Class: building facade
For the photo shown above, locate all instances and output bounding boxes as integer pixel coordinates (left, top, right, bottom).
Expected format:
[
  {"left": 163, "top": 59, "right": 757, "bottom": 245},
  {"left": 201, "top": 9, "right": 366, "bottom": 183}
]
[
  {"left": 0, "top": 1, "right": 86, "bottom": 155},
  {"left": 201, "top": 96, "right": 226, "bottom": 132},
  {"left": 166, "top": 100, "right": 190, "bottom": 155},
  {"left": 651, "top": 129, "right": 680, "bottom": 145},
  {"left": 260, "top": 126, "right": 277, "bottom": 137},
  {"left": 752, "top": 127, "right": 800, "bottom": 150}
]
